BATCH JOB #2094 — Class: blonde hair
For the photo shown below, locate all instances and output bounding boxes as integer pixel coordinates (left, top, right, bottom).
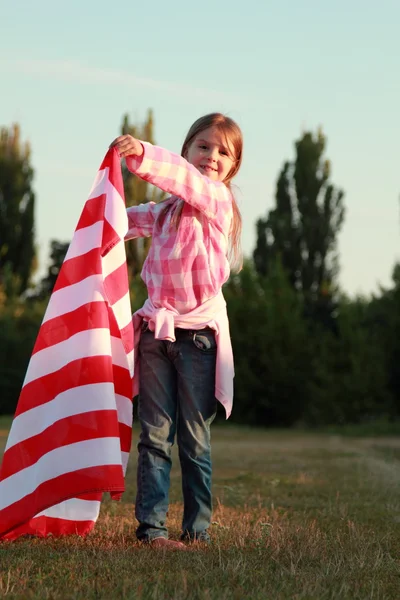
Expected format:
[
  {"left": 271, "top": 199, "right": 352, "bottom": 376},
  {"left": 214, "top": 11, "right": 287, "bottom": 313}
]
[{"left": 160, "top": 113, "right": 243, "bottom": 272}]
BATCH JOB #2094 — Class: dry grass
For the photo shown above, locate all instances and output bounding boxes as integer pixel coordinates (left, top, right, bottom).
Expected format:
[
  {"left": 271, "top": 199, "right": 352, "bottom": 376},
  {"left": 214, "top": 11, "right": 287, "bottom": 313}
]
[{"left": 0, "top": 421, "right": 400, "bottom": 599}]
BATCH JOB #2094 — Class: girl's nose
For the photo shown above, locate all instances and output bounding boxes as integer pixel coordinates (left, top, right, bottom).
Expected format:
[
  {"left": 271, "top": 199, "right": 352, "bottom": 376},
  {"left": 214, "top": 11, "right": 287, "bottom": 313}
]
[{"left": 208, "top": 147, "right": 219, "bottom": 161}]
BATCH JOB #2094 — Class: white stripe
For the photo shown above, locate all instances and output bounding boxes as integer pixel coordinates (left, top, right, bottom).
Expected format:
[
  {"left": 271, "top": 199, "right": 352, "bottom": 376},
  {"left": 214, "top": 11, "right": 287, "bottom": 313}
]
[
  {"left": 36, "top": 498, "right": 101, "bottom": 521},
  {"left": 111, "top": 335, "right": 133, "bottom": 372},
  {"left": 110, "top": 291, "right": 133, "bottom": 332},
  {"left": 101, "top": 241, "right": 126, "bottom": 279},
  {"left": 105, "top": 178, "right": 128, "bottom": 239},
  {"left": 116, "top": 394, "right": 133, "bottom": 427},
  {"left": 0, "top": 438, "right": 122, "bottom": 510},
  {"left": 24, "top": 328, "right": 112, "bottom": 385},
  {"left": 42, "top": 275, "right": 104, "bottom": 324},
  {"left": 64, "top": 222, "right": 102, "bottom": 261},
  {"left": 6, "top": 383, "right": 117, "bottom": 450},
  {"left": 88, "top": 166, "right": 109, "bottom": 200},
  {"left": 121, "top": 451, "right": 129, "bottom": 474},
  {"left": 126, "top": 349, "right": 134, "bottom": 376}
]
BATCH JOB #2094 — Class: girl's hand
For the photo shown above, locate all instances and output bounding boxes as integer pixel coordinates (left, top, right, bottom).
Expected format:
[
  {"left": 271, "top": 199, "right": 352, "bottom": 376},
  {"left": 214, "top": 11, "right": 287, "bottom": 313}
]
[{"left": 109, "top": 135, "right": 144, "bottom": 158}]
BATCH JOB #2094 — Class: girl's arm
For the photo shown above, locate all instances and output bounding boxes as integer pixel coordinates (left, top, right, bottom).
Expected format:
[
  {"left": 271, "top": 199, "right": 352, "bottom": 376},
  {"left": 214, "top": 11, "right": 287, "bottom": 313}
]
[
  {"left": 126, "top": 143, "right": 232, "bottom": 222},
  {"left": 113, "top": 138, "right": 233, "bottom": 225},
  {"left": 125, "top": 201, "right": 161, "bottom": 240}
]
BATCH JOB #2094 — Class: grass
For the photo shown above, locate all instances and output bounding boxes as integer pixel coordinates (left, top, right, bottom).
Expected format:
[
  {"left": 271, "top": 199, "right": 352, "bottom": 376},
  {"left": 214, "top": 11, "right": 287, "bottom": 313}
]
[
  {"left": 0, "top": 424, "right": 400, "bottom": 599},
  {"left": 0, "top": 415, "right": 13, "bottom": 431},
  {"left": 315, "top": 420, "right": 400, "bottom": 438}
]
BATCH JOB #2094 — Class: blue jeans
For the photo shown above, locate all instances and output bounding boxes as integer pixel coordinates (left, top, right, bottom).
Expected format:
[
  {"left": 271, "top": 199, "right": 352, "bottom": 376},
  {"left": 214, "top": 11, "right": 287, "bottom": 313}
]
[{"left": 135, "top": 324, "right": 217, "bottom": 542}]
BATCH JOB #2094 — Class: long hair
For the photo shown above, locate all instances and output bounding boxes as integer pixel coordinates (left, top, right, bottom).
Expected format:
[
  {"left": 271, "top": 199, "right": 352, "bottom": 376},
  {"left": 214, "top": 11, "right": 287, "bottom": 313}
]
[{"left": 165, "top": 113, "right": 243, "bottom": 272}]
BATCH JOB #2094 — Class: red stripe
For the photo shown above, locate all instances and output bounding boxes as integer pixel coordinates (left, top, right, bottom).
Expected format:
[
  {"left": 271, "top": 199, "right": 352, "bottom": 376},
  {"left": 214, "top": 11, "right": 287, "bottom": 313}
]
[
  {"left": 15, "top": 356, "right": 115, "bottom": 416},
  {"left": 100, "top": 148, "right": 124, "bottom": 199},
  {"left": 14, "top": 360, "right": 133, "bottom": 421},
  {"left": 1, "top": 411, "right": 123, "bottom": 479},
  {"left": 104, "top": 262, "right": 130, "bottom": 306},
  {"left": 33, "top": 302, "right": 112, "bottom": 355},
  {"left": 71, "top": 492, "right": 102, "bottom": 501},
  {"left": 2, "top": 515, "right": 97, "bottom": 540},
  {"left": 107, "top": 304, "right": 134, "bottom": 357},
  {"left": 99, "top": 148, "right": 114, "bottom": 171},
  {"left": 113, "top": 364, "right": 134, "bottom": 399},
  {"left": 101, "top": 219, "right": 119, "bottom": 255},
  {"left": 0, "top": 465, "right": 123, "bottom": 539},
  {"left": 119, "top": 422, "right": 132, "bottom": 454},
  {"left": 76, "top": 195, "right": 105, "bottom": 231},
  {"left": 53, "top": 249, "right": 102, "bottom": 292},
  {"left": 33, "top": 302, "right": 131, "bottom": 357},
  {"left": 120, "top": 322, "right": 134, "bottom": 355}
]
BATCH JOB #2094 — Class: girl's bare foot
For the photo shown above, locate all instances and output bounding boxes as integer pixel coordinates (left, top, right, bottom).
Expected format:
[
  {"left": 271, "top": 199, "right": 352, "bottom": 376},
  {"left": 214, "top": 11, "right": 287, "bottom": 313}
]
[{"left": 150, "top": 537, "right": 187, "bottom": 550}]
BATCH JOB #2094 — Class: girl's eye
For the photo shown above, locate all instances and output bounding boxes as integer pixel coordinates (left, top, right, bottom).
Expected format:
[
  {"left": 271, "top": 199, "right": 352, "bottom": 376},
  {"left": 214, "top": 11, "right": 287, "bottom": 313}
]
[
  {"left": 220, "top": 150, "right": 228, "bottom": 156},
  {"left": 199, "top": 145, "right": 208, "bottom": 150}
]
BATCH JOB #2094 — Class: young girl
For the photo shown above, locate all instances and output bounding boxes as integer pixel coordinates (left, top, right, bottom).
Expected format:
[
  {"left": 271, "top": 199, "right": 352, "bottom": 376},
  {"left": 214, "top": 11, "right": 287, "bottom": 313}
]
[{"left": 110, "top": 113, "right": 243, "bottom": 550}]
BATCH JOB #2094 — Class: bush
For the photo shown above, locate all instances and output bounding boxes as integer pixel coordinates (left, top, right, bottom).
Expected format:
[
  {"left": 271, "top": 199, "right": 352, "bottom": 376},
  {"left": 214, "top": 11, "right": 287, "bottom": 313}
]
[{"left": 0, "top": 300, "right": 46, "bottom": 415}]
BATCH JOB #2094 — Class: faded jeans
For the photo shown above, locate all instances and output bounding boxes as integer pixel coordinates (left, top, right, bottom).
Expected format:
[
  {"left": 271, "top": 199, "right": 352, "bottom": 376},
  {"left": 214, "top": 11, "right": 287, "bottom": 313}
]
[{"left": 135, "top": 324, "right": 217, "bottom": 542}]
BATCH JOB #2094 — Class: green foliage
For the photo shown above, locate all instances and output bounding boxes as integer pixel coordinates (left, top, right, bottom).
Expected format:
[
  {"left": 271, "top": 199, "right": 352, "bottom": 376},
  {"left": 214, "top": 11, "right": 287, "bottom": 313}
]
[
  {"left": 253, "top": 129, "right": 345, "bottom": 319},
  {"left": 224, "top": 257, "right": 398, "bottom": 428},
  {"left": 0, "top": 124, "right": 36, "bottom": 297},
  {"left": 225, "top": 259, "right": 313, "bottom": 426},
  {"left": 36, "top": 240, "right": 69, "bottom": 299},
  {"left": 0, "top": 116, "right": 398, "bottom": 430},
  {"left": 365, "top": 263, "right": 400, "bottom": 415},
  {"left": 0, "top": 299, "right": 45, "bottom": 414},
  {"left": 306, "top": 297, "right": 394, "bottom": 425},
  {"left": 242, "top": 126, "right": 398, "bottom": 426}
]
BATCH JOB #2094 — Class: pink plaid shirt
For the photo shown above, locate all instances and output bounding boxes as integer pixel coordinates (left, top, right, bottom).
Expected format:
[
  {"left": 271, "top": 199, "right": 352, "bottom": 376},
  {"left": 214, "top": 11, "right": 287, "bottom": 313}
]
[{"left": 124, "top": 142, "right": 233, "bottom": 314}]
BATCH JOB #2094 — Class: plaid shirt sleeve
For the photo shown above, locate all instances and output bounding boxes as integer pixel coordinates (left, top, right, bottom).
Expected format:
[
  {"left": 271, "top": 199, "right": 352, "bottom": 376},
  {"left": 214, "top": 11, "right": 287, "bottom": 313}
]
[
  {"left": 125, "top": 142, "right": 233, "bottom": 229},
  {"left": 125, "top": 201, "right": 161, "bottom": 240}
]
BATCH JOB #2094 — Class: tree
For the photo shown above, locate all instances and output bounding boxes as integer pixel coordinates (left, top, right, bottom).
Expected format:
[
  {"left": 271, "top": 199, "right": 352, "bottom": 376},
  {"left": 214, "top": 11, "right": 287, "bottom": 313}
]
[
  {"left": 0, "top": 300, "right": 46, "bottom": 414},
  {"left": 121, "top": 110, "right": 165, "bottom": 278},
  {"left": 253, "top": 129, "right": 345, "bottom": 321},
  {"left": 0, "top": 124, "right": 36, "bottom": 297},
  {"left": 34, "top": 112, "right": 162, "bottom": 301},
  {"left": 224, "top": 259, "right": 313, "bottom": 426},
  {"left": 35, "top": 240, "right": 69, "bottom": 299},
  {"left": 306, "top": 295, "right": 394, "bottom": 425},
  {"left": 365, "top": 264, "right": 400, "bottom": 417}
]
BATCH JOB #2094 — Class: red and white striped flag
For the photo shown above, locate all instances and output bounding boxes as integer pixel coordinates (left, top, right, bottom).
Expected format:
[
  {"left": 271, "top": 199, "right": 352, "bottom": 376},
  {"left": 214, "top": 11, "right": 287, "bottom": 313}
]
[{"left": 0, "top": 148, "right": 134, "bottom": 540}]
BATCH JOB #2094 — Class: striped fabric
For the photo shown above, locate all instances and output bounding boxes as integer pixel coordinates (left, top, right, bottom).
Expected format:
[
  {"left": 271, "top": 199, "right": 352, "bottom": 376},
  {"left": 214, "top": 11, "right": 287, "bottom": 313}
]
[{"left": 0, "top": 148, "right": 134, "bottom": 540}]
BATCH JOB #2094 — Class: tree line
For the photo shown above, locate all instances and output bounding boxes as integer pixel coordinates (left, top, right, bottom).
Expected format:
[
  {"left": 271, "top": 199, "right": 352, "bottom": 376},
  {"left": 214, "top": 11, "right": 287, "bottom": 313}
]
[{"left": 0, "top": 113, "right": 399, "bottom": 427}]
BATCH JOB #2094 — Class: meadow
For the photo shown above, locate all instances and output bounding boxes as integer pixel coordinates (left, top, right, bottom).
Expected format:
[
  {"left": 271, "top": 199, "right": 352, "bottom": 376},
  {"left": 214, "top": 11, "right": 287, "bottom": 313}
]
[{"left": 0, "top": 418, "right": 399, "bottom": 599}]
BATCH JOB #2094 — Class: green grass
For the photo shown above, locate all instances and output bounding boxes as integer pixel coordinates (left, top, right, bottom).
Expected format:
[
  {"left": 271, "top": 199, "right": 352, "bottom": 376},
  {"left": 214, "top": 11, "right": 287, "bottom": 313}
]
[
  {"left": 0, "top": 415, "right": 13, "bottom": 431},
  {"left": 1, "top": 425, "right": 400, "bottom": 599},
  {"left": 315, "top": 420, "right": 400, "bottom": 437}
]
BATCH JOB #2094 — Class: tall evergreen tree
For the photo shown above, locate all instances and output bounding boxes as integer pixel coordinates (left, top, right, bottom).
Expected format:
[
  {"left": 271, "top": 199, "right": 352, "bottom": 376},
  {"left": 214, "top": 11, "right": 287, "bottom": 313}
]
[
  {"left": 0, "top": 124, "right": 36, "bottom": 296},
  {"left": 254, "top": 129, "right": 345, "bottom": 317}
]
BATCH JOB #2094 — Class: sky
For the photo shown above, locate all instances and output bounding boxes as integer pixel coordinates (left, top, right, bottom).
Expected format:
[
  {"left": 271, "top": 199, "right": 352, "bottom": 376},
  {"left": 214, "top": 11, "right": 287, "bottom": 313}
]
[{"left": 1, "top": 0, "right": 399, "bottom": 297}]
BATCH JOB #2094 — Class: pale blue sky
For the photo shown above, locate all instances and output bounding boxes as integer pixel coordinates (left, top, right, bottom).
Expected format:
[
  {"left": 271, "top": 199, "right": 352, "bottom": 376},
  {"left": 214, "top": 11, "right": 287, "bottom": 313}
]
[{"left": 1, "top": 0, "right": 399, "bottom": 296}]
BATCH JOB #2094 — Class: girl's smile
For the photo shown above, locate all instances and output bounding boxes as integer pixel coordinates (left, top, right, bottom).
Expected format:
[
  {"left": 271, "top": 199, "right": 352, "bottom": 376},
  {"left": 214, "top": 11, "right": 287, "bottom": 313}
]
[{"left": 186, "top": 126, "right": 235, "bottom": 183}]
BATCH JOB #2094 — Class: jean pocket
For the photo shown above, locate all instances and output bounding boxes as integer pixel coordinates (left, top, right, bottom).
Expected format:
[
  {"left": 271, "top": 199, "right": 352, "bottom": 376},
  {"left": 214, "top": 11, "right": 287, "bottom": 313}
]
[{"left": 192, "top": 330, "right": 217, "bottom": 352}]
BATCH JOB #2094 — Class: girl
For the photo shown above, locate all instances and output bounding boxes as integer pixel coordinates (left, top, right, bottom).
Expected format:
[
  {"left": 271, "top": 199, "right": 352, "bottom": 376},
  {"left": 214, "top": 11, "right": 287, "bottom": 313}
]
[{"left": 110, "top": 113, "right": 243, "bottom": 550}]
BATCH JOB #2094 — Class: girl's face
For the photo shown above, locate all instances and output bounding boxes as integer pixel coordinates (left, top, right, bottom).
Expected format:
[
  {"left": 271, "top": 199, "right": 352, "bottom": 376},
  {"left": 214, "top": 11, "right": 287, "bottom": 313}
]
[{"left": 186, "top": 126, "right": 235, "bottom": 183}]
